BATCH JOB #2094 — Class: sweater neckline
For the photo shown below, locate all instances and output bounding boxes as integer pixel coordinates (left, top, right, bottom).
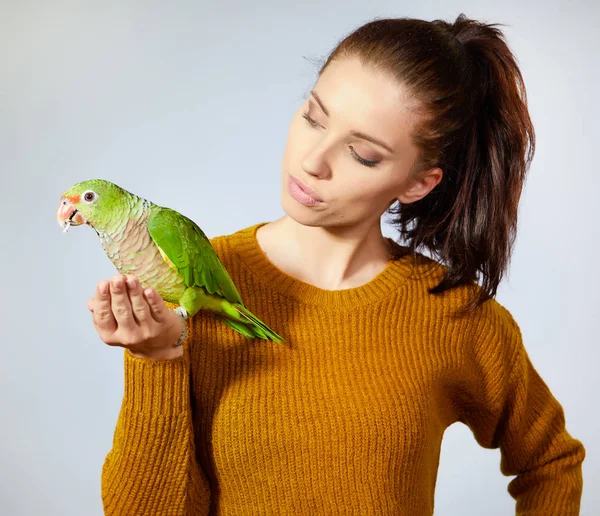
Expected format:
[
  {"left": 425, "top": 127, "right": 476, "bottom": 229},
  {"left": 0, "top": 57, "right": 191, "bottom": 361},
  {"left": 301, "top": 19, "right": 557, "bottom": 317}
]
[{"left": 228, "top": 221, "right": 419, "bottom": 309}]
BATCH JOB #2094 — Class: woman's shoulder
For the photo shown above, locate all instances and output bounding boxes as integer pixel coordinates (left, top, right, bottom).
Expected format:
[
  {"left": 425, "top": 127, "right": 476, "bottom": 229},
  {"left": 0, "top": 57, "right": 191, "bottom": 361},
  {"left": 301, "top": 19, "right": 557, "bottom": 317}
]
[
  {"left": 445, "top": 289, "right": 523, "bottom": 372},
  {"left": 404, "top": 252, "right": 522, "bottom": 352},
  {"left": 401, "top": 249, "right": 518, "bottom": 321}
]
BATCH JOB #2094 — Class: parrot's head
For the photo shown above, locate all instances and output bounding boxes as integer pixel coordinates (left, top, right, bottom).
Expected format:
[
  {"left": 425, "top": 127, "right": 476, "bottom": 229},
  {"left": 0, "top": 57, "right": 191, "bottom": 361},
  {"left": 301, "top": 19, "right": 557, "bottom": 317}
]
[{"left": 57, "top": 179, "right": 132, "bottom": 233}]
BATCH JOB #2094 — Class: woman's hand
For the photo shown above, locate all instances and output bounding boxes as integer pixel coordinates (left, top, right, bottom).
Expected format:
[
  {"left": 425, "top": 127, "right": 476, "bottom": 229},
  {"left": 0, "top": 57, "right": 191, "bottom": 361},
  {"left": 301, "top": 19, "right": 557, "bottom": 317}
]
[{"left": 87, "top": 274, "right": 185, "bottom": 360}]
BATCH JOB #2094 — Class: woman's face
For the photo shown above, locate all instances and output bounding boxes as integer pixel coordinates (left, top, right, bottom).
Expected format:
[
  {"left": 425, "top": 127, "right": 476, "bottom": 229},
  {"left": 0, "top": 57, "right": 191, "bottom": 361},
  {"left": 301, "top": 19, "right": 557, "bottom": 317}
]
[{"left": 280, "top": 56, "right": 441, "bottom": 229}]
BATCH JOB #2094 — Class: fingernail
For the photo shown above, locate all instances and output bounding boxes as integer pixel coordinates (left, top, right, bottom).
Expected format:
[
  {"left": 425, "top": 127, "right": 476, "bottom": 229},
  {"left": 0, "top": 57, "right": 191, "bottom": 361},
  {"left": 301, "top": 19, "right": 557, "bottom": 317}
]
[
  {"left": 99, "top": 282, "right": 108, "bottom": 295},
  {"left": 126, "top": 276, "right": 137, "bottom": 289},
  {"left": 144, "top": 288, "right": 153, "bottom": 299}
]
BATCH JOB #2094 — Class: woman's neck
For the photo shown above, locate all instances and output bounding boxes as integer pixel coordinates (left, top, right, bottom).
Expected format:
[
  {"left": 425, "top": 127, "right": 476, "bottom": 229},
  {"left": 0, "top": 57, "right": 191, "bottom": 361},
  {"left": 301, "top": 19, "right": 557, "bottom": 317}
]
[{"left": 255, "top": 215, "right": 395, "bottom": 291}]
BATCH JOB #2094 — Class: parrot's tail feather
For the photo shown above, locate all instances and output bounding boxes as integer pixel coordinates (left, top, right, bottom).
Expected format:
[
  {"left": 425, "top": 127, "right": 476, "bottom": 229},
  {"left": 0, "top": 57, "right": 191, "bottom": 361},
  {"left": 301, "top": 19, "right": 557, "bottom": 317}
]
[
  {"left": 217, "top": 316, "right": 256, "bottom": 340},
  {"left": 228, "top": 304, "right": 285, "bottom": 344}
]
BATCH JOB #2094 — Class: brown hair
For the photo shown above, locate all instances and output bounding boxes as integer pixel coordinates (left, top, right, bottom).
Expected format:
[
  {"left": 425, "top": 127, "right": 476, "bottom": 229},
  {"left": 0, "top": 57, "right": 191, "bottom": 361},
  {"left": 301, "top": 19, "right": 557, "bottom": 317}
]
[{"left": 317, "top": 14, "right": 535, "bottom": 313}]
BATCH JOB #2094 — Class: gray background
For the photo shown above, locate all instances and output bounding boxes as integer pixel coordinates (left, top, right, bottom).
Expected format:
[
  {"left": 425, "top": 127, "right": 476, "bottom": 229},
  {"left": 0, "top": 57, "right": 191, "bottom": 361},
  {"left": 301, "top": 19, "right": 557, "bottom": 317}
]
[{"left": 1, "top": 0, "right": 598, "bottom": 514}]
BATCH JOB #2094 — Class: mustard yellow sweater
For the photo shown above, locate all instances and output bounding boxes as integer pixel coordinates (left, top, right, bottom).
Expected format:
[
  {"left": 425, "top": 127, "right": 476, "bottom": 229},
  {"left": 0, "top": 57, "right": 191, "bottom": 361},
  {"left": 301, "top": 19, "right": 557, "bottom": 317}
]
[{"left": 101, "top": 221, "right": 585, "bottom": 515}]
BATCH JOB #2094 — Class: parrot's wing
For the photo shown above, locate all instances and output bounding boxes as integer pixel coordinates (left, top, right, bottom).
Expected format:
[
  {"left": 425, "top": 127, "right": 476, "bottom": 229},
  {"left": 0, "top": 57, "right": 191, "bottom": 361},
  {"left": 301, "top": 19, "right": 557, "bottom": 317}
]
[{"left": 147, "top": 206, "right": 244, "bottom": 305}]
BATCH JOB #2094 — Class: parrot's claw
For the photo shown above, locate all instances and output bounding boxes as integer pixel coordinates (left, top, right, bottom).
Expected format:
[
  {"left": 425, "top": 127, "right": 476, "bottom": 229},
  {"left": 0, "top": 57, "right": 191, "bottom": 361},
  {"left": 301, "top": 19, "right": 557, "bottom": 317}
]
[
  {"left": 63, "top": 221, "right": 71, "bottom": 233},
  {"left": 173, "top": 306, "right": 189, "bottom": 320}
]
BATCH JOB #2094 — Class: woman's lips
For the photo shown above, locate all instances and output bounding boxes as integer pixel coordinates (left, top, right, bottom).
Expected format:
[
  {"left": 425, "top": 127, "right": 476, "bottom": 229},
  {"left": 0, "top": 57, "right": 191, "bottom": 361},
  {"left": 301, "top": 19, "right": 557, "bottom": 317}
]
[{"left": 288, "top": 175, "right": 323, "bottom": 204}]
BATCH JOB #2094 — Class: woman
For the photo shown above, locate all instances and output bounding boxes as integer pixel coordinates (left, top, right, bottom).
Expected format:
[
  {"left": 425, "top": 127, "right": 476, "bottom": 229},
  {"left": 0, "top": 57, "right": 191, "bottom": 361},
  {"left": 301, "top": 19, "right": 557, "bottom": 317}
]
[{"left": 93, "top": 14, "right": 585, "bottom": 515}]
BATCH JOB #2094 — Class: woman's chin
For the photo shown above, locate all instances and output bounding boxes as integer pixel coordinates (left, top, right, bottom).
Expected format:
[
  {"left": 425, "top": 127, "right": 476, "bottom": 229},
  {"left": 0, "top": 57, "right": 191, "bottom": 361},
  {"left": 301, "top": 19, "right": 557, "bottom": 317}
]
[{"left": 281, "top": 195, "right": 328, "bottom": 226}]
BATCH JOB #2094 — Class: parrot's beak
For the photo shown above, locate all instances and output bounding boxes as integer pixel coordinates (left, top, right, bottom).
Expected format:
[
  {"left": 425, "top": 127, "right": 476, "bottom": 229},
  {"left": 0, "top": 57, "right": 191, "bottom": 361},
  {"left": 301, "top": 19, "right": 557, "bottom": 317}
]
[{"left": 57, "top": 197, "right": 86, "bottom": 233}]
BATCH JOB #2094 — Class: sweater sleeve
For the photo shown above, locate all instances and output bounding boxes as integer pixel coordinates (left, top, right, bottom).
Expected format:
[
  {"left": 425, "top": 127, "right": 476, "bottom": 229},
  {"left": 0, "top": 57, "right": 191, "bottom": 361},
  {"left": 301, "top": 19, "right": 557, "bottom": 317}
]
[
  {"left": 101, "top": 318, "right": 211, "bottom": 515},
  {"left": 457, "top": 300, "right": 586, "bottom": 515}
]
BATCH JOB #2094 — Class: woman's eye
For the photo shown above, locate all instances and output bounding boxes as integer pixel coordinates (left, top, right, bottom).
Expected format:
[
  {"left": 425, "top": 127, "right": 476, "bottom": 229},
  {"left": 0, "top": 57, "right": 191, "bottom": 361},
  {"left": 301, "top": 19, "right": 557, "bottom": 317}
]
[
  {"left": 302, "top": 111, "right": 381, "bottom": 168},
  {"left": 302, "top": 111, "right": 379, "bottom": 167},
  {"left": 302, "top": 112, "right": 320, "bottom": 128},
  {"left": 349, "top": 147, "right": 380, "bottom": 168}
]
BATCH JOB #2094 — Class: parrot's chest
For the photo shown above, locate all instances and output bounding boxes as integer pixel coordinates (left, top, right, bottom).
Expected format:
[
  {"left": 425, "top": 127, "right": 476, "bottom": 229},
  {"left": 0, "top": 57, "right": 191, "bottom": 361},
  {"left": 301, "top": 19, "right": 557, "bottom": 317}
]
[{"left": 99, "top": 221, "right": 186, "bottom": 301}]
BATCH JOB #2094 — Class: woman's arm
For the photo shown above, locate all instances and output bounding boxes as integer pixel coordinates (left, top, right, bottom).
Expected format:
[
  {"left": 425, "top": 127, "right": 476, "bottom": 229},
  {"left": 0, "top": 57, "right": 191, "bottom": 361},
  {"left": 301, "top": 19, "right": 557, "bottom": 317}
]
[
  {"left": 88, "top": 277, "right": 212, "bottom": 515},
  {"left": 101, "top": 338, "right": 211, "bottom": 515},
  {"left": 457, "top": 300, "right": 585, "bottom": 515}
]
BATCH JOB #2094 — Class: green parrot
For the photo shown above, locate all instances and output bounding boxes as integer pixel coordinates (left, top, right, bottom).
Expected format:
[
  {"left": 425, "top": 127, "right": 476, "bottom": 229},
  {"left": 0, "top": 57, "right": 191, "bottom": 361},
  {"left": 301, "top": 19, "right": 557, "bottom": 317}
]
[{"left": 56, "top": 179, "right": 284, "bottom": 343}]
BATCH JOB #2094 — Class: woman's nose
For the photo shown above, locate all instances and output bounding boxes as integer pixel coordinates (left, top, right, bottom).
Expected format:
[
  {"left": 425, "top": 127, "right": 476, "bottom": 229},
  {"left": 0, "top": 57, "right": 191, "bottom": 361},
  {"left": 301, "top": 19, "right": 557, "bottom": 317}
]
[{"left": 301, "top": 141, "right": 333, "bottom": 179}]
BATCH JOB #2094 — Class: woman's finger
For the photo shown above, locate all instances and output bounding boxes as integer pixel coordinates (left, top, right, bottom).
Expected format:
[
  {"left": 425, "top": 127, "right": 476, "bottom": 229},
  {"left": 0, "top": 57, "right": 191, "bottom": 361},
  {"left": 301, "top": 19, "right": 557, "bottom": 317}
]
[
  {"left": 92, "top": 280, "right": 117, "bottom": 333},
  {"left": 143, "top": 288, "right": 168, "bottom": 323},
  {"left": 109, "top": 275, "right": 137, "bottom": 331},
  {"left": 87, "top": 298, "right": 94, "bottom": 312},
  {"left": 126, "top": 276, "right": 152, "bottom": 325}
]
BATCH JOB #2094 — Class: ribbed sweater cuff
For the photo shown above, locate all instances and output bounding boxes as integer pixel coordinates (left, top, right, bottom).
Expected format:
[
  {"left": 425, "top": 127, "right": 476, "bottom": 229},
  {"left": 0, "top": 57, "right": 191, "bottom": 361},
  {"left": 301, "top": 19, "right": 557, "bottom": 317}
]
[
  {"left": 514, "top": 467, "right": 583, "bottom": 515},
  {"left": 123, "top": 349, "right": 189, "bottom": 417}
]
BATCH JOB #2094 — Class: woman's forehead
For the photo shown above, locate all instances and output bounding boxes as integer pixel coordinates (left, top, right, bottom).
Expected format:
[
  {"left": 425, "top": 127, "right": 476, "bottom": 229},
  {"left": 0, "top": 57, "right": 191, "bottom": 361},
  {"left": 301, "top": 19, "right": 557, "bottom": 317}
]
[{"left": 313, "top": 58, "right": 417, "bottom": 149}]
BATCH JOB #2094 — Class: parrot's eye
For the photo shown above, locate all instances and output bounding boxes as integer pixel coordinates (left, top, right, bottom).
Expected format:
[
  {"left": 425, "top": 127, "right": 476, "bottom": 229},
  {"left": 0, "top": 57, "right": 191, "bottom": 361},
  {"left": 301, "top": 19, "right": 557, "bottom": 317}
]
[{"left": 82, "top": 191, "right": 97, "bottom": 203}]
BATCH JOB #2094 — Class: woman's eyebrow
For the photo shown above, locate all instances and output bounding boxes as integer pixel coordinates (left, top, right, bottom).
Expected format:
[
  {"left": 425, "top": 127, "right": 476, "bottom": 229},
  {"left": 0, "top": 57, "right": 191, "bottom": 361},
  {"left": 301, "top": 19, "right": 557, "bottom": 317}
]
[
  {"left": 310, "top": 90, "right": 394, "bottom": 154},
  {"left": 310, "top": 90, "right": 330, "bottom": 116}
]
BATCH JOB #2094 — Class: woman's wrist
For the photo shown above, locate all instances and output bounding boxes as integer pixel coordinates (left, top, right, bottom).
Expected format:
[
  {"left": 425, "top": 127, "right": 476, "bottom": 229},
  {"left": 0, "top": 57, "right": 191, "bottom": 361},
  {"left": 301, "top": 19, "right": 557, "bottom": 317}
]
[
  {"left": 128, "top": 344, "right": 184, "bottom": 361},
  {"left": 172, "top": 315, "right": 187, "bottom": 347},
  {"left": 128, "top": 317, "right": 186, "bottom": 361}
]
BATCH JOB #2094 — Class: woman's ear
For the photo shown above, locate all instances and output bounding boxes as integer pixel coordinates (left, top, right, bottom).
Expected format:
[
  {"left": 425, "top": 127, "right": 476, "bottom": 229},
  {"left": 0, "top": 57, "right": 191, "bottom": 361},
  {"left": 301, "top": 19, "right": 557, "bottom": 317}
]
[{"left": 395, "top": 167, "right": 443, "bottom": 204}]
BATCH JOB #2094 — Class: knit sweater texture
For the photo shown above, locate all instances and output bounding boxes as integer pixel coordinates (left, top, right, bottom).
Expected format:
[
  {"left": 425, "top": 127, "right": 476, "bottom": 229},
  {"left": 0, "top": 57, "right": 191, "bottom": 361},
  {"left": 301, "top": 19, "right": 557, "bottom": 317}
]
[{"left": 101, "top": 221, "right": 585, "bottom": 515}]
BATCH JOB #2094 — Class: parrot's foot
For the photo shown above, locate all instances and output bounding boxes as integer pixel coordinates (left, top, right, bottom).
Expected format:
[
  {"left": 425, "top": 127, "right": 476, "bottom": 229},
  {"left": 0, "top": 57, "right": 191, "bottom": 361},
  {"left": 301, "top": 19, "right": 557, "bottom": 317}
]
[{"left": 173, "top": 306, "right": 189, "bottom": 320}]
